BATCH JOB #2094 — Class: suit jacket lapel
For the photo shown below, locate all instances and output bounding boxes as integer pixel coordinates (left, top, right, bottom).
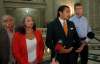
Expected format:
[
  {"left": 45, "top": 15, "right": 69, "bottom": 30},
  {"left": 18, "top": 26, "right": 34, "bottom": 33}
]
[
  {"left": 66, "top": 20, "right": 70, "bottom": 37},
  {"left": 56, "top": 18, "right": 67, "bottom": 38}
]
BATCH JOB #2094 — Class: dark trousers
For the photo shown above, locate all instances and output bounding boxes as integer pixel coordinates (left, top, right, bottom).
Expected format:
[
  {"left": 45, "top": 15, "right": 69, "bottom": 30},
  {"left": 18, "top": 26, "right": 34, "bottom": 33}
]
[
  {"left": 0, "top": 58, "right": 9, "bottom": 64},
  {"left": 56, "top": 52, "right": 78, "bottom": 64},
  {"left": 51, "top": 50, "right": 56, "bottom": 60},
  {"left": 80, "top": 45, "right": 88, "bottom": 64}
]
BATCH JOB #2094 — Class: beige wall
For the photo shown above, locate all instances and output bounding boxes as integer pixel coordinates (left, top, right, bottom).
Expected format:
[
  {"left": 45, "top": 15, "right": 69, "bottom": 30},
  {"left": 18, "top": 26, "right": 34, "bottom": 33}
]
[
  {"left": 45, "top": 0, "right": 54, "bottom": 22},
  {"left": 88, "top": 0, "right": 100, "bottom": 35},
  {"left": 0, "top": 0, "right": 5, "bottom": 17},
  {"left": 53, "top": 0, "right": 80, "bottom": 16}
]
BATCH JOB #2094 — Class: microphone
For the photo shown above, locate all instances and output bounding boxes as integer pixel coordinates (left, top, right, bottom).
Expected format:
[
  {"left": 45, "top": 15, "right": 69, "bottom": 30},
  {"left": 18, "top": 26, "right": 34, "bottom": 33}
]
[
  {"left": 87, "top": 32, "right": 95, "bottom": 39},
  {"left": 87, "top": 32, "right": 100, "bottom": 41}
]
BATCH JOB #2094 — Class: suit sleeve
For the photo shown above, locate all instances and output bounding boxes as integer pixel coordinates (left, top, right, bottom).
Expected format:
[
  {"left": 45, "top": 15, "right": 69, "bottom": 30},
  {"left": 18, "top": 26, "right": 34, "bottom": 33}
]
[
  {"left": 0, "top": 30, "right": 10, "bottom": 63},
  {"left": 73, "top": 23, "right": 81, "bottom": 48},
  {"left": 45, "top": 23, "right": 54, "bottom": 49}
]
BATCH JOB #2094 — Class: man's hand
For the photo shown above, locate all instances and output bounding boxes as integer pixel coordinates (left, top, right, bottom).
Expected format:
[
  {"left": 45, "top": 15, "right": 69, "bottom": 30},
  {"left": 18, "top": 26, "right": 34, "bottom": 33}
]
[
  {"left": 75, "top": 46, "right": 83, "bottom": 53},
  {"left": 55, "top": 43, "right": 73, "bottom": 54},
  {"left": 59, "top": 47, "right": 73, "bottom": 54},
  {"left": 75, "top": 40, "right": 87, "bottom": 53},
  {"left": 51, "top": 58, "right": 59, "bottom": 64}
]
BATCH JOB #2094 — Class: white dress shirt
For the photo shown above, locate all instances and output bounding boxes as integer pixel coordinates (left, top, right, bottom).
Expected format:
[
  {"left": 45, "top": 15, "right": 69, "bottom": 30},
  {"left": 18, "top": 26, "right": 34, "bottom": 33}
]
[{"left": 59, "top": 17, "right": 67, "bottom": 27}]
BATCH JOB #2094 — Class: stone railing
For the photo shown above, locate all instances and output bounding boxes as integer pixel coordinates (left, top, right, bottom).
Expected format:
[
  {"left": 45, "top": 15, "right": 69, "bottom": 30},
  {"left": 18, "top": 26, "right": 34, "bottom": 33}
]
[{"left": 88, "top": 37, "right": 100, "bottom": 63}]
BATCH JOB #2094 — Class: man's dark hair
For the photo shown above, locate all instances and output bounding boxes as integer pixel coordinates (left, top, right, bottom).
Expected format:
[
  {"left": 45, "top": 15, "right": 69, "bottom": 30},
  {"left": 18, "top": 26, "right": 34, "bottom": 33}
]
[
  {"left": 74, "top": 3, "right": 83, "bottom": 9},
  {"left": 57, "top": 5, "right": 69, "bottom": 17}
]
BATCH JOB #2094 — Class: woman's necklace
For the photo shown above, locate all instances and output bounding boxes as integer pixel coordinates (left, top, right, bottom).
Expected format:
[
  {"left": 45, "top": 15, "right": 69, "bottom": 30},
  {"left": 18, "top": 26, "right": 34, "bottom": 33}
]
[{"left": 26, "top": 30, "right": 34, "bottom": 40}]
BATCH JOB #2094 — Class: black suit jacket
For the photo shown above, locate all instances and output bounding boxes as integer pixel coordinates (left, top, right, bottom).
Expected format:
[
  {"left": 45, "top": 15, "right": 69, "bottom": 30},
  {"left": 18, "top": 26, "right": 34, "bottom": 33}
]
[
  {"left": 0, "top": 27, "right": 10, "bottom": 64},
  {"left": 46, "top": 18, "right": 80, "bottom": 58}
]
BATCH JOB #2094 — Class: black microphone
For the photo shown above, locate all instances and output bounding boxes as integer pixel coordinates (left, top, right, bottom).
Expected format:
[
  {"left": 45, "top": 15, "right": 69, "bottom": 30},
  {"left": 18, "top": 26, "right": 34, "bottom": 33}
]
[
  {"left": 87, "top": 32, "right": 100, "bottom": 41},
  {"left": 87, "top": 32, "right": 95, "bottom": 39}
]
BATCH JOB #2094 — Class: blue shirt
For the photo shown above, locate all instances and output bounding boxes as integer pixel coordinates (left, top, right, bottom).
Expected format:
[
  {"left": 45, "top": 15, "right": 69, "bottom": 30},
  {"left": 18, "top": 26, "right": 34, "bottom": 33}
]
[{"left": 70, "top": 15, "right": 92, "bottom": 39}]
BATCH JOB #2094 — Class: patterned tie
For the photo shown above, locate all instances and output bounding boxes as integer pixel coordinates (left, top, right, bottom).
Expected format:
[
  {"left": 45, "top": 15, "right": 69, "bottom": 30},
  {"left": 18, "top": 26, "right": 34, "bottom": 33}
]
[{"left": 63, "top": 21, "right": 68, "bottom": 35}]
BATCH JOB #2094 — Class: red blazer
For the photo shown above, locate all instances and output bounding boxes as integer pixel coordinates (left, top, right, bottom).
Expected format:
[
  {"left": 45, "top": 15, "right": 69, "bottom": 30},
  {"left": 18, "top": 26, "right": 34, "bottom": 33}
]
[{"left": 12, "top": 30, "right": 44, "bottom": 64}]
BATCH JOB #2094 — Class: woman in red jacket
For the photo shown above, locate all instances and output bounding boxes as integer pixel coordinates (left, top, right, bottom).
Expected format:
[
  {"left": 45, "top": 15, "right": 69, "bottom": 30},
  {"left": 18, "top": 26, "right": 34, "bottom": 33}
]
[{"left": 12, "top": 16, "right": 44, "bottom": 64}]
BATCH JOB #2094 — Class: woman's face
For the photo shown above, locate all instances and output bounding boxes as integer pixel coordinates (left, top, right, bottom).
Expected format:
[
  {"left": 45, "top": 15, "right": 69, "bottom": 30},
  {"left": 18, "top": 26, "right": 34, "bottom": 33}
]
[{"left": 24, "top": 16, "right": 34, "bottom": 28}]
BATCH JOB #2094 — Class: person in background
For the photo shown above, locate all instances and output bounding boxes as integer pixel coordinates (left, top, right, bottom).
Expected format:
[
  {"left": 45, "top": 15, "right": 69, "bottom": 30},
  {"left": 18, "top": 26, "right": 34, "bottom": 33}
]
[
  {"left": 0, "top": 15, "right": 15, "bottom": 64},
  {"left": 70, "top": 3, "right": 92, "bottom": 64},
  {"left": 46, "top": 5, "right": 80, "bottom": 64},
  {"left": 12, "top": 16, "right": 44, "bottom": 64}
]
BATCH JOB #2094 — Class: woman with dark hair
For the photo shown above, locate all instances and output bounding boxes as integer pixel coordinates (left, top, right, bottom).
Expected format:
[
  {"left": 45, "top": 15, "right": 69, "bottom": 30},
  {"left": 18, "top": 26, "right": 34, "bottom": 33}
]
[{"left": 12, "top": 16, "right": 44, "bottom": 64}]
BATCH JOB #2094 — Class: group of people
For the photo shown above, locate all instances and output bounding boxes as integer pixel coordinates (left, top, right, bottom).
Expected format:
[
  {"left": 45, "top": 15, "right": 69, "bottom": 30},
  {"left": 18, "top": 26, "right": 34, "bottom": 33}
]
[
  {"left": 46, "top": 3, "right": 92, "bottom": 64},
  {"left": 0, "top": 3, "right": 93, "bottom": 64},
  {"left": 0, "top": 15, "right": 44, "bottom": 64}
]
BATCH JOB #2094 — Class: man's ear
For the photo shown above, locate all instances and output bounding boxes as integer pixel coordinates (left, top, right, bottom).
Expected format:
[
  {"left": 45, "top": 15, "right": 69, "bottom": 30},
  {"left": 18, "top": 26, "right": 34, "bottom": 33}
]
[{"left": 59, "top": 11, "right": 62, "bottom": 16}]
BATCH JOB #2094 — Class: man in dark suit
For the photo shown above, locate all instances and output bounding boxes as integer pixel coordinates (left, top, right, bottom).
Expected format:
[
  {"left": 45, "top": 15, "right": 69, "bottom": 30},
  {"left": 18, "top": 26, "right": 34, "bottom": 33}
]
[
  {"left": 0, "top": 27, "right": 10, "bottom": 64},
  {"left": 46, "top": 5, "right": 80, "bottom": 64},
  {"left": 0, "top": 15, "right": 15, "bottom": 64}
]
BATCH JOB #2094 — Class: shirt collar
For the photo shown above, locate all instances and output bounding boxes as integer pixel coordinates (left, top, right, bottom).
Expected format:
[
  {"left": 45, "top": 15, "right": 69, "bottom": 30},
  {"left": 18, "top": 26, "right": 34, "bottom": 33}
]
[
  {"left": 59, "top": 17, "right": 66, "bottom": 26},
  {"left": 75, "top": 15, "right": 83, "bottom": 19}
]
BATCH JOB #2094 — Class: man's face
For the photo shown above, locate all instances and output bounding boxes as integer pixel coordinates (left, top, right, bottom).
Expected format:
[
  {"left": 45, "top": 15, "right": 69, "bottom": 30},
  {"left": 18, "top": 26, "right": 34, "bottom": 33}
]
[
  {"left": 75, "top": 6, "right": 83, "bottom": 16},
  {"left": 60, "top": 7, "right": 70, "bottom": 20},
  {"left": 5, "top": 16, "right": 14, "bottom": 29}
]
